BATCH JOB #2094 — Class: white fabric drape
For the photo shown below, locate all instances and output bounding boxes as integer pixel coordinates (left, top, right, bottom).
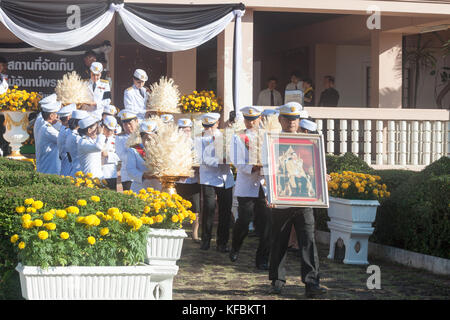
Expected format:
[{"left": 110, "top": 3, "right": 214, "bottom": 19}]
[
  {"left": 233, "top": 9, "right": 244, "bottom": 116},
  {"left": 114, "top": 3, "right": 242, "bottom": 53},
  {"left": 0, "top": 6, "right": 115, "bottom": 51}
]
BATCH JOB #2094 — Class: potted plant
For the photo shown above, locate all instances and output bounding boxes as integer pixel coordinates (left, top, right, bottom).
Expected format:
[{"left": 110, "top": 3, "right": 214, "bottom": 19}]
[
  {"left": 11, "top": 196, "right": 181, "bottom": 300},
  {"left": 180, "top": 89, "right": 222, "bottom": 120},
  {"left": 123, "top": 187, "right": 197, "bottom": 266},
  {"left": 0, "top": 86, "right": 41, "bottom": 159},
  {"left": 326, "top": 171, "right": 390, "bottom": 265}
]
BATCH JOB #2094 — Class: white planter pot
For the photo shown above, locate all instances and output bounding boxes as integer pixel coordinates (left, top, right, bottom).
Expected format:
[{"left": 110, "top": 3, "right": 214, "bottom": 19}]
[
  {"left": 146, "top": 228, "right": 187, "bottom": 266},
  {"left": 327, "top": 196, "right": 379, "bottom": 265},
  {"left": 16, "top": 263, "right": 179, "bottom": 300},
  {"left": 1, "top": 111, "right": 31, "bottom": 159}
]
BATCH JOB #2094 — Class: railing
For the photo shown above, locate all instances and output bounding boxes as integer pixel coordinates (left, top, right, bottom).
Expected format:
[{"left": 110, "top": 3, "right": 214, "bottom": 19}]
[{"left": 290, "top": 107, "right": 448, "bottom": 170}]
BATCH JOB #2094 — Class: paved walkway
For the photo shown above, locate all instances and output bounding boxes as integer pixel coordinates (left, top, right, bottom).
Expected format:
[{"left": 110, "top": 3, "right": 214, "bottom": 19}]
[{"left": 173, "top": 228, "right": 450, "bottom": 300}]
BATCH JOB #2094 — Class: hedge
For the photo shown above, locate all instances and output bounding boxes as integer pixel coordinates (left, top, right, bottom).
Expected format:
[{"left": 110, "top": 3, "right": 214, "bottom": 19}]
[
  {"left": 371, "top": 157, "right": 450, "bottom": 259},
  {"left": 0, "top": 159, "right": 148, "bottom": 299}
]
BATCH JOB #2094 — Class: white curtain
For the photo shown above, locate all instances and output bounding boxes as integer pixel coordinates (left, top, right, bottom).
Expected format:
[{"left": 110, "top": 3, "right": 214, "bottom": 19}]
[
  {"left": 113, "top": 3, "right": 243, "bottom": 53},
  {"left": 0, "top": 6, "right": 115, "bottom": 51}
]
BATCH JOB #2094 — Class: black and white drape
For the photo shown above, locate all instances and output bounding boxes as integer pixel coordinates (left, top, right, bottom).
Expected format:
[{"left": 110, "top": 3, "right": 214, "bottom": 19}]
[{"left": 0, "top": 1, "right": 245, "bottom": 111}]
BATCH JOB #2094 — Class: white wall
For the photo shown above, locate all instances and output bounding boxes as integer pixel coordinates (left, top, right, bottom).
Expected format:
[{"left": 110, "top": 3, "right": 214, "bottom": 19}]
[{"left": 335, "top": 45, "right": 371, "bottom": 107}]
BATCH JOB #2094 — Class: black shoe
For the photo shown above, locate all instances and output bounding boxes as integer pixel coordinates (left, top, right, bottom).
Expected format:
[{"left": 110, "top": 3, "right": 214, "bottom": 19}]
[
  {"left": 269, "top": 280, "right": 285, "bottom": 295},
  {"left": 216, "top": 244, "right": 230, "bottom": 253},
  {"left": 200, "top": 241, "right": 210, "bottom": 250},
  {"left": 256, "top": 262, "right": 269, "bottom": 270},
  {"left": 229, "top": 250, "right": 239, "bottom": 262},
  {"left": 305, "top": 284, "right": 327, "bottom": 298}
]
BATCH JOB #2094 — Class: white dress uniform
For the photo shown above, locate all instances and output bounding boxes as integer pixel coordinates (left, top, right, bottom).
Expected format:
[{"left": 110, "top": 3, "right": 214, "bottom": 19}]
[
  {"left": 126, "top": 120, "right": 161, "bottom": 192},
  {"left": 177, "top": 118, "right": 199, "bottom": 185},
  {"left": 36, "top": 101, "right": 62, "bottom": 175},
  {"left": 231, "top": 129, "right": 266, "bottom": 198},
  {"left": 77, "top": 116, "right": 106, "bottom": 179},
  {"left": 101, "top": 116, "right": 121, "bottom": 180},
  {"left": 0, "top": 74, "right": 8, "bottom": 95},
  {"left": 34, "top": 94, "right": 59, "bottom": 172},
  {"left": 123, "top": 69, "right": 149, "bottom": 119},
  {"left": 66, "top": 129, "right": 82, "bottom": 177},
  {"left": 56, "top": 103, "right": 76, "bottom": 176},
  {"left": 36, "top": 123, "right": 60, "bottom": 175},
  {"left": 123, "top": 85, "right": 148, "bottom": 119},
  {"left": 195, "top": 129, "right": 234, "bottom": 189},
  {"left": 115, "top": 110, "right": 139, "bottom": 186},
  {"left": 86, "top": 62, "right": 111, "bottom": 109}
]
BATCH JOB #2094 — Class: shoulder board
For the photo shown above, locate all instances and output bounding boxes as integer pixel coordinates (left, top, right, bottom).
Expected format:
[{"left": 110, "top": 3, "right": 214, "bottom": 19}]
[
  {"left": 126, "top": 87, "right": 133, "bottom": 91},
  {"left": 100, "top": 79, "right": 109, "bottom": 83}
]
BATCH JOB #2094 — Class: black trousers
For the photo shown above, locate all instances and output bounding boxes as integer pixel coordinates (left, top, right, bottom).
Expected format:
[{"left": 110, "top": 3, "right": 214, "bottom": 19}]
[
  {"left": 105, "top": 178, "right": 117, "bottom": 191},
  {"left": 231, "top": 186, "right": 272, "bottom": 265},
  {"left": 175, "top": 183, "right": 200, "bottom": 215},
  {"left": 122, "top": 180, "right": 132, "bottom": 191},
  {"left": 269, "top": 207, "right": 320, "bottom": 286},
  {"left": 201, "top": 184, "right": 233, "bottom": 247}
]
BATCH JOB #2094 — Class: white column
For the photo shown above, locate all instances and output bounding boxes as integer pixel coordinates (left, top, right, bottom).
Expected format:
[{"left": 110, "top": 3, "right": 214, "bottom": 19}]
[
  {"left": 376, "top": 120, "right": 384, "bottom": 165},
  {"left": 434, "top": 121, "right": 442, "bottom": 159},
  {"left": 316, "top": 119, "right": 323, "bottom": 136},
  {"left": 327, "top": 119, "right": 335, "bottom": 155},
  {"left": 340, "top": 120, "right": 347, "bottom": 156},
  {"left": 364, "top": 120, "right": 372, "bottom": 164},
  {"left": 399, "top": 120, "right": 407, "bottom": 165},
  {"left": 411, "top": 121, "right": 419, "bottom": 165},
  {"left": 423, "top": 121, "right": 432, "bottom": 165},
  {"left": 351, "top": 120, "right": 359, "bottom": 156},
  {"left": 387, "top": 121, "right": 396, "bottom": 165}
]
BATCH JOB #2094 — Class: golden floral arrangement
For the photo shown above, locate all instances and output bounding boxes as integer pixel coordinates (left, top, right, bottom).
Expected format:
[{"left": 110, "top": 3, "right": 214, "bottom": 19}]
[
  {"left": 147, "top": 76, "right": 181, "bottom": 113},
  {"left": 180, "top": 90, "right": 222, "bottom": 113},
  {"left": 0, "top": 86, "right": 41, "bottom": 112},
  {"left": 143, "top": 122, "right": 195, "bottom": 178},
  {"left": 55, "top": 71, "right": 94, "bottom": 106},
  {"left": 328, "top": 171, "right": 390, "bottom": 201}
]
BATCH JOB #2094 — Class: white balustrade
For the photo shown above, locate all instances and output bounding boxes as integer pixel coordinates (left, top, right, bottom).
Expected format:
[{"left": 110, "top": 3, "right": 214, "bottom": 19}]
[
  {"left": 376, "top": 120, "right": 383, "bottom": 165},
  {"left": 307, "top": 107, "right": 448, "bottom": 168},
  {"left": 340, "top": 120, "right": 347, "bottom": 155},
  {"left": 351, "top": 120, "right": 359, "bottom": 156}
]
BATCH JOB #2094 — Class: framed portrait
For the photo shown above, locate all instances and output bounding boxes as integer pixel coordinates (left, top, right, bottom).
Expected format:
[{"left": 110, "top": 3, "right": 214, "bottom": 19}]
[{"left": 263, "top": 132, "right": 329, "bottom": 208}]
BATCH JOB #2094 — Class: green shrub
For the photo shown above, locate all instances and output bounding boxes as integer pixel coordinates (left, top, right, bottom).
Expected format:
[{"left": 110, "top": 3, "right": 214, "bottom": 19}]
[
  {"left": 371, "top": 161, "right": 450, "bottom": 259},
  {"left": 326, "top": 152, "right": 375, "bottom": 174},
  {"left": 420, "top": 156, "right": 450, "bottom": 177},
  {"left": 0, "top": 158, "right": 34, "bottom": 172},
  {"left": 373, "top": 169, "right": 417, "bottom": 193},
  {"left": 0, "top": 170, "right": 72, "bottom": 188}
]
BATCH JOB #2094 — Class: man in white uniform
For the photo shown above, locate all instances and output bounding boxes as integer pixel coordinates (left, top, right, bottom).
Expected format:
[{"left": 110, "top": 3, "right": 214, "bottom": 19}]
[
  {"left": 195, "top": 113, "right": 235, "bottom": 252},
  {"left": 77, "top": 116, "right": 106, "bottom": 179},
  {"left": 115, "top": 109, "right": 139, "bottom": 191},
  {"left": 56, "top": 103, "right": 76, "bottom": 176},
  {"left": 123, "top": 69, "right": 149, "bottom": 119},
  {"left": 36, "top": 101, "right": 61, "bottom": 175},
  {"left": 86, "top": 61, "right": 111, "bottom": 111},
  {"left": 101, "top": 115, "right": 121, "bottom": 190},
  {"left": 228, "top": 106, "right": 271, "bottom": 270}
]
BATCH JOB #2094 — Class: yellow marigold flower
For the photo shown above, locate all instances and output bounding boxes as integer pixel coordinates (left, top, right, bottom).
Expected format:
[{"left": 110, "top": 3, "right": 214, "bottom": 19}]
[
  {"left": 15, "top": 206, "right": 26, "bottom": 214},
  {"left": 56, "top": 210, "right": 67, "bottom": 219},
  {"left": 21, "top": 214, "right": 31, "bottom": 222},
  {"left": 77, "top": 199, "right": 87, "bottom": 206},
  {"left": 43, "top": 212, "right": 53, "bottom": 221},
  {"left": 386, "top": 191, "right": 391, "bottom": 197},
  {"left": 87, "top": 236, "right": 96, "bottom": 245},
  {"left": 38, "top": 230, "right": 49, "bottom": 240},
  {"left": 18, "top": 241, "right": 26, "bottom": 250},
  {"left": 107, "top": 207, "right": 120, "bottom": 215},
  {"left": 149, "top": 217, "right": 154, "bottom": 225},
  {"left": 10, "top": 234, "right": 19, "bottom": 243},
  {"left": 86, "top": 172, "right": 93, "bottom": 178},
  {"left": 32, "top": 200, "right": 44, "bottom": 210},
  {"left": 90, "top": 196, "right": 100, "bottom": 202},
  {"left": 33, "top": 219, "right": 43, "bottom": 227},
  {"left": 45, "top": 223, "right": 56, "bottom": 231},
  {"left": 171, "top": 215, "right": 179, "bottom": 223},
  {"left": 60, "top": 232, "right": 69, "bottom": 240},
  {"left": 373, "top": 189, "right": 379, "bottom": 195},
  {"left": 66, "top": 206, "right": 80, "bottom": 214},
  {"left": 155, "top": 214, "right": 163, "bottom": 223},
  {"left": 143, "top": 206, "right": 151, "bottom": 214},
  {"left": 99, "top": 227, "right": 109, "bottom": 236},
  {"left": 22, "top": 220, "right": 33, "bottom": 229},
  {"left": 26, "top": 207, "right": 36, "bottom": 213},
  {"left": 24, "top": 198, "right": 34, "bottom": 205}
]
